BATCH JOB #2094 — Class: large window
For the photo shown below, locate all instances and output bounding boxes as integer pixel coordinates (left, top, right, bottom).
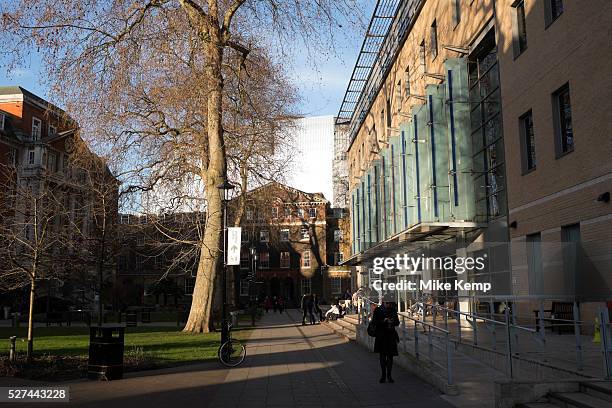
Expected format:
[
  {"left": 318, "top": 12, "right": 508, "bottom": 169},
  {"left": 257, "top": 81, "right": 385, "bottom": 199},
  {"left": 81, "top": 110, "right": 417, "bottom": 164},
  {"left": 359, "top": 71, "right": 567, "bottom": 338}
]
[
  {"left": 419, "top": 40, "right": 426, "bottom": 72},
  {"left": 299, "top": 227, "right": 310, "bottom": 241},
  {"left": 526, "top": 232, "right": 543, "bottom": 295},
  {"left": 308, "top": 207, "right": 317, "bottom": 219},
  {"left": 552, "top": 83, "right": 574, "bottom": 156},
  {"left": 301, "top": 250, "right": 311, "bottom": 268},
  {"left": 519, "top": 110, "right": 536, "bottom": 172},
  {"left": 301, "top": 278, "right": 311, "bottom": 296},
  {"left": 184, "top": 278, "right": 195, "bottom": 295},
  {"left": 331, "top": 277, "right": 342, "bottom": 294},
  {"left": 452, "top": 0, "right": 461, "bottom": 25},
  {"left": 32, "top": 117, "right": 42, "bottom": 140},
  {"left": 0, "top": 112, "right": 5, "bottom": 130},
  {"left": 240, "top": 279, "right": 249, "bottom": 297},
  {"left": 513, "top": 0, "right": 528, "bottom": 56},
  {"left": 469, "top": 30, "right": 506, "bottom": 220},
  {"left": 259, "top": 229, "right": 269, "bottom": 242},
  {"left": 259, "top": 252, "right": 270, "bottom": 268},
  {"left": 545, "top": 0, "right": 563, "bottom": 27},
  {"left": 404, "top": 66, "right": 411, "bottom": 97},
  {"left": 334, "top": 252, "right": 343, "bottom": 265},
  {"left": 280, "top": 229, "right": 290, "bottom": 242},
  {"left": 280, "top": 252, "right": 290, "bottom": 268},
  {"left": 334, "top": 229, "right": 342, "bottom": 242}
]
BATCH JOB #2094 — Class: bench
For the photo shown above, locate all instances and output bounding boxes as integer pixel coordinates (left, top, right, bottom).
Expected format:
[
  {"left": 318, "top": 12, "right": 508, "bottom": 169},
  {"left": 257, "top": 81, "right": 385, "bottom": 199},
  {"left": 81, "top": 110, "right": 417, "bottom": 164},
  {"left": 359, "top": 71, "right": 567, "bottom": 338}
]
[{"left": 533, "top": 302, "right": 575, "bottom": 334}]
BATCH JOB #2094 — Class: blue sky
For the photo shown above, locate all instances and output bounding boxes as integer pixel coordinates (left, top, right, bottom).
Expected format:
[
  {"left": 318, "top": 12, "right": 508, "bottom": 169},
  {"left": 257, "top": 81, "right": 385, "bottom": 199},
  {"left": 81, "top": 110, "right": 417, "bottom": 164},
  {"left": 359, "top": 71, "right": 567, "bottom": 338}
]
[{"left": 0, "top": 3, "right": 374, "bottom": 118}]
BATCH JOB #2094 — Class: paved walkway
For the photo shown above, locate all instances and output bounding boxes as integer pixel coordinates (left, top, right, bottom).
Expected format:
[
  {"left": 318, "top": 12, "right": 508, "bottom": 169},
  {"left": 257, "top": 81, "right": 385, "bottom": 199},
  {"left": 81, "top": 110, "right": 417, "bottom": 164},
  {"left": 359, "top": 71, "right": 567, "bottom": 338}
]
[{"left": 1, "top": 310, "right": 455, "bottom": 407}]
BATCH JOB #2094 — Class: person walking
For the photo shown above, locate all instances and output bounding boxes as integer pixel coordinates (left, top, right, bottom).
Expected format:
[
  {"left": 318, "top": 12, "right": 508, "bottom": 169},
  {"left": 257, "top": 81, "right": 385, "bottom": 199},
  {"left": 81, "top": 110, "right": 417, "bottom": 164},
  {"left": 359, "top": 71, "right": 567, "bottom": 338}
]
[
  {"left": 272, "top": 296, "right": 278, "bottom": 313},
  {"left": 301, "top": 293, "right": 310, "bottom": 325},
  {"left": 372, "top": 297, "right": 400, "bottom": 383},
  {"left": 263, "top": 296, "right": 272, "bottom": 313},
  {"left": 278, "top": 296, "right": 285, "bottom": 314},
  {"left": 307, "top": 295, "right": 316, "bottom": 325},
  {"left": 313, "top": 294, "right": 323, "bottom": 323}
]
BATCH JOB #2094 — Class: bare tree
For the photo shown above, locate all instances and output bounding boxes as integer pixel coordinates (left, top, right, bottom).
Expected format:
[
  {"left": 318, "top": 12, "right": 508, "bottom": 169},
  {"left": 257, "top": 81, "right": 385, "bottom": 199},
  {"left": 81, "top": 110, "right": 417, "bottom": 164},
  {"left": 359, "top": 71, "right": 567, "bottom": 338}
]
[
  {"left": 0, "top": 164, "right": 71, "bottom": 359},
  {"left": 0, "top": 0, "right": 363, "bottom": 332}
]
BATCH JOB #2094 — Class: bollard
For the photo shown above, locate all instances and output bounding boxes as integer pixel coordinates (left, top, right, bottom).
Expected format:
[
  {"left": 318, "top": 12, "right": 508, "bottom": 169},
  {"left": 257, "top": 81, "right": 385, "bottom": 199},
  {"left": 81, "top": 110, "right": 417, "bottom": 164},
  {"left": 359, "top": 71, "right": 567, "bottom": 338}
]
[{"left": 9, "top": 336, "right": 17, "bottom": 363}]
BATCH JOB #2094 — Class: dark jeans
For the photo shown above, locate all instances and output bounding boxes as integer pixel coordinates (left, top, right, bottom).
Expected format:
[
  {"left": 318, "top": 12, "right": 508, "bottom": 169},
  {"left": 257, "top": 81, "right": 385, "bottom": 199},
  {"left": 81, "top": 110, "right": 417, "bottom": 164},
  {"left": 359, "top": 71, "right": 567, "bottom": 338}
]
[{"left": 379, "top": 354, "right": 394, "bottom": 379}]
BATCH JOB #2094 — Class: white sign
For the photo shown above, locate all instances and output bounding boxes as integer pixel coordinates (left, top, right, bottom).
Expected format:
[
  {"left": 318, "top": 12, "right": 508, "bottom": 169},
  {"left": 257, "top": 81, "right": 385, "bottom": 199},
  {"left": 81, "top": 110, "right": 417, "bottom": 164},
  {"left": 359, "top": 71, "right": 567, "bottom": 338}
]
[{"left": 227, "top": 227, "right": 242, "bottom": 266}]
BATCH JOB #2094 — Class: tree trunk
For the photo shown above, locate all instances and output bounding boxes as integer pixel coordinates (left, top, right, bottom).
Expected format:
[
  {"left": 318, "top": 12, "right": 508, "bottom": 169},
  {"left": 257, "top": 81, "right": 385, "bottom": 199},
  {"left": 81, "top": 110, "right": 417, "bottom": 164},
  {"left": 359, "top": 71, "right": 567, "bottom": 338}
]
[
  {"left": 27, "top": 279, "right": 36, "bottom": 361},
  {"left": 183, "top": 23, "right": 226, "bottom": 333}
]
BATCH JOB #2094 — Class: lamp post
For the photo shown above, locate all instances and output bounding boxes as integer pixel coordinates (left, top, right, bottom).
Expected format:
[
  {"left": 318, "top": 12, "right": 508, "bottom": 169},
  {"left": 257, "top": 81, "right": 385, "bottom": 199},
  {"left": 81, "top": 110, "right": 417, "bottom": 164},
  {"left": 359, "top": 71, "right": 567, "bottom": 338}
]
[
  {"left": 249, "top": 245, "right": 258, "bottom": 300},
  {"left": 218, "top": 180, "right": 235, "bottom": 345}
]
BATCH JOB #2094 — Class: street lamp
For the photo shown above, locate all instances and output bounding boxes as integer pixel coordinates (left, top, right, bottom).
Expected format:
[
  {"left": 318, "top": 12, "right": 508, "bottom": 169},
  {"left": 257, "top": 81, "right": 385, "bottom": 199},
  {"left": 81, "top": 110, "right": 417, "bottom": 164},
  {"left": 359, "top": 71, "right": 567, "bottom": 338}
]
[
  {"left": 218, "top": 180, "right": 235, "bottom": 346},
  {"left": 249, "top": 245, "right": 258, "bottom": 300}
]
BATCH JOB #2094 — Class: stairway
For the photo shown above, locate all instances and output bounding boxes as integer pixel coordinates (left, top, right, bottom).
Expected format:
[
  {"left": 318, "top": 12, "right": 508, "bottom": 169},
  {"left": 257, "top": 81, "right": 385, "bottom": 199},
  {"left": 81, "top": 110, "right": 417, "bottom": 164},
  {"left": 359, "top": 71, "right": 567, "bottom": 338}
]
[
  {"left": 324, "top": 314, "right": 358, "bottom": 341},
  {"left": 520, "top": 381, "right": 612, "bottom": 408}
]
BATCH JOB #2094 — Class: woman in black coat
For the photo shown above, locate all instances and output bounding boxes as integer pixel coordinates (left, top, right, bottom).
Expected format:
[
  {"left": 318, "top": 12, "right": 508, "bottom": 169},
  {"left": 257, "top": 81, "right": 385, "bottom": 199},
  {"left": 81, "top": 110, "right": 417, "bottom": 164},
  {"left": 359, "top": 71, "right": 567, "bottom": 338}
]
[{"left": 373, "top": 301, "right": 400, "bottom": 383}]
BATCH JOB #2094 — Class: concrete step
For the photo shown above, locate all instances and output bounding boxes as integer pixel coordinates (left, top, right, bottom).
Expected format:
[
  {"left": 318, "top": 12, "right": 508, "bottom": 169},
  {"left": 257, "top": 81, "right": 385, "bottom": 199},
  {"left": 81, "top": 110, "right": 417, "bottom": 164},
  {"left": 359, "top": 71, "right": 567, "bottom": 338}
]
[
  {"left": 518, "top": 403, "right": 561, "bottom": 408},
  {"left": 325, "top": 320, "right": 356, "bottom": 341},
  {"left": 549, "top": 392, "right": 610, "bottom": 408},
  {"left": 333, "top": 318, "right": 357, "bottom": 332},
  {"left": 344, "top": 315, "right": 359, "bottom": 325},
  {"left": 580, "top": 382, "right": 612, "bottom": 403}
]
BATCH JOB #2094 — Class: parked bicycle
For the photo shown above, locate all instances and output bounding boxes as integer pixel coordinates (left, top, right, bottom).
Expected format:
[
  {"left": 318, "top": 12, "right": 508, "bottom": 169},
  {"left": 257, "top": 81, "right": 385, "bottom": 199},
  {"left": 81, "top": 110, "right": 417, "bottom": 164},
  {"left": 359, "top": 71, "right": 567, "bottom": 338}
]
[{"left": 218, "top": 321, "right": 246, "bottom": 367}]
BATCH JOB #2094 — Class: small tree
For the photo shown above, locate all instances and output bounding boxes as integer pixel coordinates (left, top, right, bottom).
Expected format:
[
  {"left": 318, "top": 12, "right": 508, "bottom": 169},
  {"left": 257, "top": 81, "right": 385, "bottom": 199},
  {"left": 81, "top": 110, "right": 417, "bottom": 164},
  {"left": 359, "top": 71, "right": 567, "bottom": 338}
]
[{"left": 0, "top": 165, "right": 70, "bottom": 359}]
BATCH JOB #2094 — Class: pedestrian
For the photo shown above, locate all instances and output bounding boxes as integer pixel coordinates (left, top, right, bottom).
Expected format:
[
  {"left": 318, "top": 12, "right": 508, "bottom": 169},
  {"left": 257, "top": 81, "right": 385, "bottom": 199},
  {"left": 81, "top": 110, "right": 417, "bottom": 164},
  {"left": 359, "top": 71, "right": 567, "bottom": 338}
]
[
  {"left": 307, "top": 295, "right": 316, "bottom": 325},
  {"left": 313, "top": 294, "right": 323, "bottom": 323},
  {"left": 301, "top": 293, "right": 310, "bottom": 325},
  {"left": 264, "top": 296, "right": 272, "bottom": 313},
  {"left": 344, "top": 288, "right": 351, "bottom": 301},
  {"left": 273, "top": 296, "right": 278, "bottom": 313},
  {"left": 351, "top": 290, "right": 359, "bottom": 314},
  {"left": 372, "top": 296, "right": 399, "bottom": 383},
  {"left": 278, "top": 296, "right": 285, "bottom": 314}
]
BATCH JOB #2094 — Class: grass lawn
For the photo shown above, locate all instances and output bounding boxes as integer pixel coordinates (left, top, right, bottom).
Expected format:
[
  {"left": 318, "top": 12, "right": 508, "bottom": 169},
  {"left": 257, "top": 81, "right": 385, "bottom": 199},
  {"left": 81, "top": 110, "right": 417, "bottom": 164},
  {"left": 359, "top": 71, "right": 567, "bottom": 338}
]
[{"left": 0, "top": 325, "right": 252, "bottom": 366}]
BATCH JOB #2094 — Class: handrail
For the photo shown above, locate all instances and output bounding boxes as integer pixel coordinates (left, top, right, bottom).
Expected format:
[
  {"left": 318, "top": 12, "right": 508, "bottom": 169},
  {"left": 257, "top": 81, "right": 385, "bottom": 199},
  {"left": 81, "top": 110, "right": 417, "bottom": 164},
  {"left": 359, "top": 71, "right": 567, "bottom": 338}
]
[{"left": 399, "top": 312, "right": 450, "bottom": 334}]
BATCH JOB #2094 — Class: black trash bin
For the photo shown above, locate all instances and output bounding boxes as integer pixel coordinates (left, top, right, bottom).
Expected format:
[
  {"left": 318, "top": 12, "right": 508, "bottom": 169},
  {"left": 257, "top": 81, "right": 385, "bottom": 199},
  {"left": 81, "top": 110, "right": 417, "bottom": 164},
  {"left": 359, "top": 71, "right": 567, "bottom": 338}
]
[{"left": 88, "top": 325, "right": 125, "bottom": 380}]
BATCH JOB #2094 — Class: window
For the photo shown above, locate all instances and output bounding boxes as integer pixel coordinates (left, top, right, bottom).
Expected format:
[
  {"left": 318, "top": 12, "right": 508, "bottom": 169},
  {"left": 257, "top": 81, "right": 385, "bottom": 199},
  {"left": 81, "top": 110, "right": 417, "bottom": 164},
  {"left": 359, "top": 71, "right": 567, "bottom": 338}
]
[
  {"left": 0, "top": 113, "right": 5, "bottom": 130},
  {"left": 47, "top": 152, "right": 57, "bottom": 172},
  {"left": 526, "top": 233, "right": 542, "bottom": 294},
  {"left": 419, "top": 40, "right": 426, "bottom": 72},
  {"left": 137, "top": 235, "right": 145, "bottom": 246},
  {"left": 185, "top": 278, "right": 195, "bottom": 295},
  {"left": 308, "top": 207, "right": 316, "bottom": 219},
  {"left": 561, "top": 223, "right": 580, "bottom": 280},
  {"left": 301, "top": 250, "right": 311, "bottom": 268},
  {"left": 48, "top": 125, "right": 57, "bottom": 137},
  {"left": 8, "top": 148, "right": 17, "bottom": 167},
  {"left": 240, "top": 253, "right": 250, "bottom": 270},
  {"left": 386, "top": 98, "right": 392, "bottom": 128},
  {"left": 259, "top": 252, "right": 270, "bottom": 268},
  {"left": 280, "top": 229, "right": 290, "bottom": 242},
  {"left": 519, "top": 110, "right": 536, "bottom": 171},
  {"left": 271, "top": 207, "right": 278, "bottom": 219},
  {"left": 545, "top": 0, "right": 563, "bottom": 27},
  {"left": 430, "top": 20, "right": 438, "bottom": 59},
  {"left": 404, "top": 66, "right": 411, "bottom": 97},
  {"left": 259, "top": 229, "right": 269, "bottom": 242},
  {"left": 28, "top": 148, "right": 35, "bottom": 165},
  {"left": 334, "top": 229, "right": 342, "bottom": 242},
  {"left": 513, "top": 1, "right": 528, "bottom": 56},
  {"left": 284, "top": 206, "right": 291, "bottom": 216},
  {"left": 246, "top": 208, "right": 253, "bottom": 220},
  {"left": 300, "top": 227, "right": 310, "bottom": 240},
  {"left": 240, "top": 279, "right": 249, "bottom": 296},
  {"left": 396, "top": 80, "right": 402, "bottom": 110},
  {"left": 334, "top": 252, "right": 344, "bottom": 265},
  {"left": 452, "top": 0, "right": 461, "bottom": 25},
  {"left": 241, "top": 229, "right": 250, "bottom": 242},
  {"left": 280, "top": 252, "right": 290, "bottom": 268},
  {"left": 301, "top": 278, "right": 311, "bottom": 296},
  {"left": 331, "top": 277, "right": 342, "bottom": 294},
  {"left": 297, "top": 208, "right": 304, "bottom": 218},
  {"left": 553, "top": 83, "right": 574, "bottom": 156},
  {"left": 32, "top": 117, "right": 42, "bottom": 140}
]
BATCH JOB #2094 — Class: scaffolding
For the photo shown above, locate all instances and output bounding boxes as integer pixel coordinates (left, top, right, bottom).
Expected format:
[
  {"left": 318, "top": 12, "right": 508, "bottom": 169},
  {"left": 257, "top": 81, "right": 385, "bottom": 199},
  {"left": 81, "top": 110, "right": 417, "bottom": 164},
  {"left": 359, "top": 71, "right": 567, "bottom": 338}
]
[{"left": 336, "top": 0, "right": 426, "bottom": 144}]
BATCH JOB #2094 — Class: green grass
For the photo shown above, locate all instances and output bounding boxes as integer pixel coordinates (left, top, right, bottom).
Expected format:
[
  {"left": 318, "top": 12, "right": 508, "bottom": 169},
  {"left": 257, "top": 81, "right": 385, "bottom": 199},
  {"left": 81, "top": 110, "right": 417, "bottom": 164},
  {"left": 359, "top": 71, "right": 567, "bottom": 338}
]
[{"left": 0, "top": 325, "right": 252, "bottom": 365}]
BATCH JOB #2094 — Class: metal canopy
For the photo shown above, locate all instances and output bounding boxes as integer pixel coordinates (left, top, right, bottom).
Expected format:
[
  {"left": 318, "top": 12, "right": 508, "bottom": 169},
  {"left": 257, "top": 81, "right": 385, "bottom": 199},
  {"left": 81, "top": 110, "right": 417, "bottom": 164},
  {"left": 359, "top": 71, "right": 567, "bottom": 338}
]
[
  {"left": 341, "top": 221, "right": 485, "bottom": 266},
  {"left": 335, "top": 0, "right": 401, "bottom": 125}
]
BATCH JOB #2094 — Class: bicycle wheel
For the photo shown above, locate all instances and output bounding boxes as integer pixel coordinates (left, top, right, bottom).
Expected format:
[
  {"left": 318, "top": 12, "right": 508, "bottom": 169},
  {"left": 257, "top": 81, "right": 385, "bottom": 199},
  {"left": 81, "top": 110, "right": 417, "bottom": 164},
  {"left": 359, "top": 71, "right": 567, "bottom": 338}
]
[{"left": 218, "top": 339, "right": 246, "bottom": 367}]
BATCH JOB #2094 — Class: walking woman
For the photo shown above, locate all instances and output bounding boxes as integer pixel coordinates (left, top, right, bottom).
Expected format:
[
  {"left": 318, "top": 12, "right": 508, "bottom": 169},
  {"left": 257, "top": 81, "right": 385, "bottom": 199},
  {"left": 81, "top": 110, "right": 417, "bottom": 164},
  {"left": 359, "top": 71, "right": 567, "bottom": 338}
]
[{"left": 372, "top": 298, "right": 399, "bottom": 383}]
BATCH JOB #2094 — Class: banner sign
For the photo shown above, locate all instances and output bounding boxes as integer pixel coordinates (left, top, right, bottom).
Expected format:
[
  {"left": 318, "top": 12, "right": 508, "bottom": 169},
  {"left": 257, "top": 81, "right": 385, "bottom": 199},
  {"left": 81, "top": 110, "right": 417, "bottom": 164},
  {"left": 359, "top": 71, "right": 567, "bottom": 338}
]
[{"left": 227, "top": 227, "right": 242, "bottom": 266}]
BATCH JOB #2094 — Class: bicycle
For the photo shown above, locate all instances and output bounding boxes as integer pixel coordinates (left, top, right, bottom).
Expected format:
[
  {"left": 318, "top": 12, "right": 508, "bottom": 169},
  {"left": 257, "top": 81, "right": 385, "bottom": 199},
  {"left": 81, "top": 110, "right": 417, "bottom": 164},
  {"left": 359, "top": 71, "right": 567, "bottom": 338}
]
[{"left": 218, "top": 322, "right": 246, "bottom": 367}]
